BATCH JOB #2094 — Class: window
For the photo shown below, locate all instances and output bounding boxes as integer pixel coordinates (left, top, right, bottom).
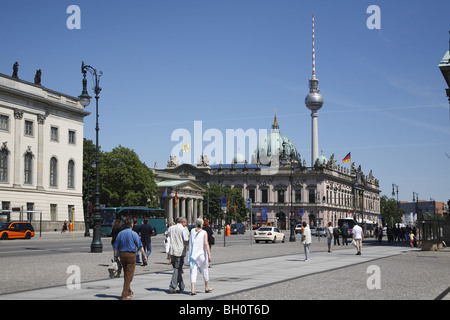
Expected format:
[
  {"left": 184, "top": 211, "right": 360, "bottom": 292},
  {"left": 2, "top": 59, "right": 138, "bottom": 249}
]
[
  {"left": 248, "top": 189, "right": 255, "bottom": 203},
  {"left": 261, "top": 189, "right": 268, "bottom": 203},
  {"left": 277, "top": 190, "right": 285, "bottom": 203},
  {"left": 50, "top": 204, "right": 57, "bottom": 221},
  {"left": 309, "top": 189, "right": 316, "bottom": 204},
  {"left": 51, "top": 126, "right": 59, "bottom": 141},
  {"left": 2, "top": 201, "right": 10, "bottom": 211},
  {"left": 24, "top": 152, "right": 33, "bottom": 184},
  {"left": 295, "top": 189, "right": 302, "bottom": 203},
  {"left": 24, "top": 120, "right": 33, "bottom": 136},
  {"left": 68, "top": 160, "right": 74, "bottom": 188},
  {"left": 0, "top": 147, "right": 8, "bottom": 182},
  {"left": 27, "top": 203, "right": 34, "bottom": 221},
  {"left": 50, "top": 157, "right": 58, "bottom": 187},
  {"left": 68, "top": 130, "right": 76, "bottom": 144},
  {"left": 0, "top": 115, "right": 8, "bottom": 131}
]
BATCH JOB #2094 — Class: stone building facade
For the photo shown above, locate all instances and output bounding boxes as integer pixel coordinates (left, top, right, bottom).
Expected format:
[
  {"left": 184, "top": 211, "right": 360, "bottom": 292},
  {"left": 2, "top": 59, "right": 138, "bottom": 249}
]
[{"left": 0, "top": 68, "right": 89, "bottom": 231}]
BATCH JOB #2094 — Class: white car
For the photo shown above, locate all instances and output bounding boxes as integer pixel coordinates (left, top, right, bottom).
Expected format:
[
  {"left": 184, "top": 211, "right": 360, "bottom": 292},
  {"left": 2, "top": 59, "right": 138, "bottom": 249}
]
[
  {"left": 295, "top": 224, "right": 303, "bottom": 234},
  {"left": 254, "top": 227, "right": 285, "bottom": 243}
]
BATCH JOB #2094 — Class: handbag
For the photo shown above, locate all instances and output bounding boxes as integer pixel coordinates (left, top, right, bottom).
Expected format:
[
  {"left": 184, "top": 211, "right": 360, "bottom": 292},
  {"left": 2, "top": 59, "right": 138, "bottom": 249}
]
[
  {"left": 209, "top": 234, "right": 215, "bottom": 245},
  {"left": 351, "top": 239, "right": 357, "bottom": 247}
]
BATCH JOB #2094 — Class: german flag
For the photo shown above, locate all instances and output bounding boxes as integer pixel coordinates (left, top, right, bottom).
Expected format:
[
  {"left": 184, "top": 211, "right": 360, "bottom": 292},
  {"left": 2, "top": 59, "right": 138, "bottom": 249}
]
[
  {"left": 342, "top": 152, "right": 351, "bottom": 163},
  {"left": 174, "top": 191, "right": 178, "bottom": 208}
]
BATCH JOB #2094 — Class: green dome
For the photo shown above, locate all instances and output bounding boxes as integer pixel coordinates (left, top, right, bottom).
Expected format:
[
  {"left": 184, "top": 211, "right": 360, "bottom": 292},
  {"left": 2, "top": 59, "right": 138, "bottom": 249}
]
[
  {"left": 251, "top": 114, "right": 301, "bottom": 164},
  {"left": 232, "top": 152, "right": 246, "bottom": 164},
  {"left": 317, "top": 154, "right": 328, "bottom": 165}
]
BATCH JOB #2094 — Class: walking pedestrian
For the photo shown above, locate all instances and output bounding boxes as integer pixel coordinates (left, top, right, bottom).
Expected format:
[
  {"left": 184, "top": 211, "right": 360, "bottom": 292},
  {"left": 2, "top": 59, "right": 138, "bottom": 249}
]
[
  {"left": 165, "top": 222, "right": 175, "bottom": 265},
  {"left": 409, "top": 230, "right": 416, "bottom": 248},
  {"left": 203, "top": 219, "right": 214, "bottom": 268},
  {"left": 61, "top": 220, "right": 67, "bottom": 233},
  {"left": 113, "top": 220, "right": 147, "bottom": 300},
  {"left": 132, "top": 218, "right": 141, "bottom": 264},
  {"left": 301, "top": 221, "right": 312, "bottom": 262},
  {"left": 333, "top": 224, "right": 340, "bottom": 246},
  {"left": 352, "top": 224, "right": 363, "bottom": 255},
  {"left": 188, "top": 218, "right": 213, "bottom": 295},
  {"left": 326, "top": 222, "right": 333, "bottom": 253},
  {"left": 377, "top": 226, "right": 383, "bottom": 243},
  {"left": 341, "top": 223, "right": 349, "bottom": 245},
  {"left": 140, "top": 217, "right": 153, "bottom": 266},
  {"left": 168, "top": 216, "right": 189, "bottom": 294}
]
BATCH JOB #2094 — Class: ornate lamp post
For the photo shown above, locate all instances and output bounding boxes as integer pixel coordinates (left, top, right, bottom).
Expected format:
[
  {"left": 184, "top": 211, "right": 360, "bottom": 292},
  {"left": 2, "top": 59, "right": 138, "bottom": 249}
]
[
  {"left": 281, "top": 142, "right": 296, "bottom": 242},
  {"left": 438, "top": 31, "right": 450, "bottom": 122},
  {"left": 78, "top": 61, "right": 103, "bottom": 253}
]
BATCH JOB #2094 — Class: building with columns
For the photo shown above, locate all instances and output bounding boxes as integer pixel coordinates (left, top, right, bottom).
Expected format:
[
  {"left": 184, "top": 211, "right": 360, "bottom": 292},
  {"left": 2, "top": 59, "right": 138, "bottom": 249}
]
[
  {"left": 154, "top": 169, "right": 205, "bottom": 225},
  {"left": 0, "top": 68, "right": 89, "bottom": 231}
]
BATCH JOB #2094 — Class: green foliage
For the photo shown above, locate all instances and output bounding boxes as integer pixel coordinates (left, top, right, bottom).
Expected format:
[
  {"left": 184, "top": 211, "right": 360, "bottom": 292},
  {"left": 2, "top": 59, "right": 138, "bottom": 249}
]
[
  {"left": 380, "top": 195, "right": 405, "bottom": 226},
  {"left": 83, "top": 140, "right": 158, "bottom": 208},
  {"left": 201, "top": 183, "right": 249, "bottom": 223}
]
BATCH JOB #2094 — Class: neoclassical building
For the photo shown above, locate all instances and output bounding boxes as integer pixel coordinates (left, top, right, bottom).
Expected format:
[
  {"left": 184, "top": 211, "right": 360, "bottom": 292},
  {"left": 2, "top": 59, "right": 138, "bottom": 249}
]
[
  {"left": 0, "top": 66, "right": 89, "bottom": 231},
  {"left": 154, "top": 168, "right": 205, "bottom": 225},
  {"left": 161, "top": 115, "right": 381, "bottom": 229}
]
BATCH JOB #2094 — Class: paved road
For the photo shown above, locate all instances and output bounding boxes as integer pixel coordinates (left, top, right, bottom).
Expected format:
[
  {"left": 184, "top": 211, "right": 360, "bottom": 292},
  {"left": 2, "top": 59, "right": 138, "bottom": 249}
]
[{"left": 0, "top": 231, "right": 449, "bottom": 301}]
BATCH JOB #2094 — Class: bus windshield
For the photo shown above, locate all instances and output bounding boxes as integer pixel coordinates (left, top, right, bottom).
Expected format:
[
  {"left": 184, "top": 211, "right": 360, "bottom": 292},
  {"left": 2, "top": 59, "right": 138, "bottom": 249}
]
[
  {"left": 338, "top": 218, "right": 356, "bottom": 228},
  {"left": 101, "top": 208, "right": 118, "bottom": 226},
  {"left": 100, "top": 207, "right": 166, "bottom": 237}
]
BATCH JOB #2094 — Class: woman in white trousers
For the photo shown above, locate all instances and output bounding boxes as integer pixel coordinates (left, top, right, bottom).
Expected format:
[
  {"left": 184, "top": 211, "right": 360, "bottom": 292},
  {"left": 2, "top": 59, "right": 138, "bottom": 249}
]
[{"left": 188, "top": 218, "right": 213, "bottom": 295}]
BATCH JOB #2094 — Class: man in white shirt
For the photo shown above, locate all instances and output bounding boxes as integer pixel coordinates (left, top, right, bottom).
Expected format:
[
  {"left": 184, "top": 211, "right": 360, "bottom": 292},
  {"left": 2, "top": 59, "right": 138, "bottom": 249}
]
[
  {"left": 301, "top": 222, "right": 312, "bottom": 261},
  {"left": 168, "top": 216, "right": 189, "bottom": 293},
  {"left": 352, "top": 224, "right": 363, "bottom": 255}
]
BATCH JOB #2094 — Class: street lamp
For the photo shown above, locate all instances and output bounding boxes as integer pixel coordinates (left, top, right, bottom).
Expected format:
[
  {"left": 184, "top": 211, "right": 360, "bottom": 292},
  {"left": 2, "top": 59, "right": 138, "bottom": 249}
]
[
  {"left": 438, "top": 31, "right": 450, "bottom": 122},
  {"left": 79, "top": 61, "right": 103, "bottom": 253},
  {"left": 281, "top": 143, "right": 296, "bottom": 242}
]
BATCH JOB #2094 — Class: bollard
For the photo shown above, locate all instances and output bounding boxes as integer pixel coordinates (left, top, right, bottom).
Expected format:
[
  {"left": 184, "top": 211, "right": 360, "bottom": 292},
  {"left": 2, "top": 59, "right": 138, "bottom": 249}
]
[{"left": 225, "top": 224, "right": 231, "bottom": 236}]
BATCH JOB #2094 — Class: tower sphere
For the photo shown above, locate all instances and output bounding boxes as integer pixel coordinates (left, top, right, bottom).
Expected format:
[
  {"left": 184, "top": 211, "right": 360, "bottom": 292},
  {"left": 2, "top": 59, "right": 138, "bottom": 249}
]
[{"left": 305, "top": 91, "right": 323, "bottom": 111}]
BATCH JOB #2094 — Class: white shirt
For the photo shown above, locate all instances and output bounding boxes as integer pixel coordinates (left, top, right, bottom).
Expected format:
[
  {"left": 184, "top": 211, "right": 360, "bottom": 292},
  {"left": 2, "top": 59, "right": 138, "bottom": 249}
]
[
  {"left": 168, "top": 223, "right": 189, "bottom": 257},
  {"left": 302, "top": 226, "right": 312, "bottom": 244},
  {"left": 326, "top": 226, "right": 333, "bottom": 238},
  {"left": 352, "top": 225, "right": 363, "bottom": 240}
]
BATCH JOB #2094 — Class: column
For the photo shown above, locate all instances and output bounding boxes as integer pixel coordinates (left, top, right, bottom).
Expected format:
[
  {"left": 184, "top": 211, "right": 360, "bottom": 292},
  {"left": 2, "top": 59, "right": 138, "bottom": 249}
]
[
  {"left": 181, "top": 198, "right": 186, "bottom": 219},
  {"left": 199, "top": 199, "right": 203, "bottom": 220},
  {"left": 187, "top": 198, "right": 192, "bottom": 224},
  {"left": 193, "top": 198, "right": 198, "bottom": 222},
  {"left": 36, "top": 114, "right": 46, "bottom": 190},
  {"left": 13, "top": 109, "right": 23, "bottom": 187},
  {"left": 168, "top": 196, "right": 173, "bottom": 224}
]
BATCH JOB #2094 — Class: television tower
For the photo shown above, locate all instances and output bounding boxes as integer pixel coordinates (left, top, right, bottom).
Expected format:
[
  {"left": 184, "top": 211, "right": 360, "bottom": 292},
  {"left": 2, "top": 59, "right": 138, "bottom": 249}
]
[{"left": 305, "top": 14, "right": 324, "bottom": 167}]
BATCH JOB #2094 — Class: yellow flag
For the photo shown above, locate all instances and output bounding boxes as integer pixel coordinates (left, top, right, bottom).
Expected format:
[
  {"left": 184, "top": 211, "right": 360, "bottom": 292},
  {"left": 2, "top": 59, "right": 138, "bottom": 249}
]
[{"left": 181, "top": 142, "right": 190, "bottom": 153}]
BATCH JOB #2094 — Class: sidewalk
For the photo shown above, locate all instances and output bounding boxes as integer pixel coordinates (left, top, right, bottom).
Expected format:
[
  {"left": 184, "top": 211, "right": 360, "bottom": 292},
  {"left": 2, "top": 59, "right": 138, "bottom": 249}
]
[{"left": 0, "top": 244, "right": 417, "bottom": 300}]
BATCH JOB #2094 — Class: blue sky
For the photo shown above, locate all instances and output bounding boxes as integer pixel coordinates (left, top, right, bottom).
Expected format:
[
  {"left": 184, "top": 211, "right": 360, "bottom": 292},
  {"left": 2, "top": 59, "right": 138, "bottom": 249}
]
[{"left": 1, "top": 0, "right": 450, "bottom": 203}]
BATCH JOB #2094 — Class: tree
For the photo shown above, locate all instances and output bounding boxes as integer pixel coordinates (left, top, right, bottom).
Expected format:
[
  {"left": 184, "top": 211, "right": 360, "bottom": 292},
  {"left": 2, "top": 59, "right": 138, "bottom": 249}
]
[
  {"left": 99, "top": 145, "right": 158, "bottom": 207},
  {"left": 202, "top": 183, "right": 249, "bottom": 224},
  {"left": 380, "top": 195, "right": 404, "bottom": 227},
  {"left": 83, "top": 138, "right": 100, "bottom": 215}
]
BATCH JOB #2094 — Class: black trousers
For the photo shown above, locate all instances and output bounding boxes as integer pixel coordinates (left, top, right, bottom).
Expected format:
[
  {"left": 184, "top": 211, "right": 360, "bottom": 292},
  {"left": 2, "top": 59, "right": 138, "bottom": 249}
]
[{"left": 169, "top": 255, "right": 185, "bottom": 291}]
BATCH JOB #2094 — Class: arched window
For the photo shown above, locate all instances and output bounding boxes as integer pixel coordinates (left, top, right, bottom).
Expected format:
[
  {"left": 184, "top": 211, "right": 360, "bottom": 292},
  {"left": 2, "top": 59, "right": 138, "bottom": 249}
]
[
  {"left": 24, "top": 151, "right": 33, "bottom": 184},
  {"left": 68, "top": 160, "right": 74, "bottom": 188},
  {"left": 0, "top": 143, "right": 9, "bottom": 182},
  {"left": 50, "top": 157, "right": 58, "bottom": 187}
]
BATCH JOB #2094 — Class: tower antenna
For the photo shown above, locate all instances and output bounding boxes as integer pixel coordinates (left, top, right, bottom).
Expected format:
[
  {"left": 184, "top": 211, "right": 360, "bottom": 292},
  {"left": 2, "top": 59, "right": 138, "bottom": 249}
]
[{"left": 312, "top": 14, "right": 316, "bottom": 78}]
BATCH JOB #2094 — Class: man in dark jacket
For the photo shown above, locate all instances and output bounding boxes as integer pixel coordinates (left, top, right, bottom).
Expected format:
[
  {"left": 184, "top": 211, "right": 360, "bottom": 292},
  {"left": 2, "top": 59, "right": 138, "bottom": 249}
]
[
  {"left": 341, "top": 224, "right": 349, "bottom": 245},
  {"left": 140, "top": 217, "right": 153, "bottom": 266}
]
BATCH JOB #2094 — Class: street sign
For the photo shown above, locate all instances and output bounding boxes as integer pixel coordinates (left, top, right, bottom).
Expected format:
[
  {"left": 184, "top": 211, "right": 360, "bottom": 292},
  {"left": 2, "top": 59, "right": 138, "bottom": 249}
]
[
  {"left": 221, "top": 197, "right": 227, "bottom": 207},
  {"left": 246, "top": 198, "right": 252, "bottom": 209},
  {"left": 299, "top": 208, "right": 304, "bottom": 216}
]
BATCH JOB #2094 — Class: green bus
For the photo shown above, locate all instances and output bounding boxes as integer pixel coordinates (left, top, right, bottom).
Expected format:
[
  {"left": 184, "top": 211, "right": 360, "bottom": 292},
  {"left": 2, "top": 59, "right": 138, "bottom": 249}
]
[{"left": 100, "top": 207, "right": 166, "bottom": 237}]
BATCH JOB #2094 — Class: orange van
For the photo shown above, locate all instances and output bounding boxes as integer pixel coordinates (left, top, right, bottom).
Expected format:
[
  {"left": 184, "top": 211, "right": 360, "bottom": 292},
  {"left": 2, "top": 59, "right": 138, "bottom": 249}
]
[{"left": 0, "top": 221, "right": 35, "bottom": 240}]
